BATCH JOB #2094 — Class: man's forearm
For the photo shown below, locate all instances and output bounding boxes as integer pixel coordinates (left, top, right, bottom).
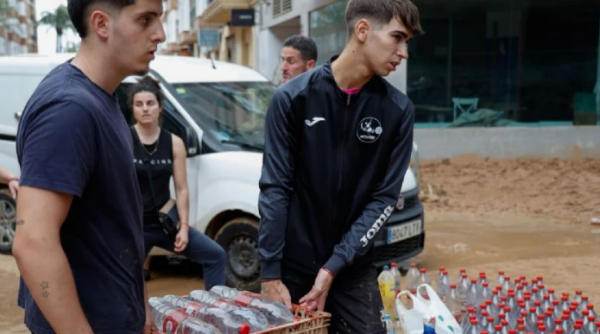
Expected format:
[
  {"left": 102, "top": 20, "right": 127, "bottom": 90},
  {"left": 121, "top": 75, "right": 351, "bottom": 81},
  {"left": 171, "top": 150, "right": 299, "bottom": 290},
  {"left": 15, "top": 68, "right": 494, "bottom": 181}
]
[
  {"left": 14, "top": 241, "right": 93, "bottom": 334},
  {"left": 175, "top": 189, "right": 189, "bottom": 225}
]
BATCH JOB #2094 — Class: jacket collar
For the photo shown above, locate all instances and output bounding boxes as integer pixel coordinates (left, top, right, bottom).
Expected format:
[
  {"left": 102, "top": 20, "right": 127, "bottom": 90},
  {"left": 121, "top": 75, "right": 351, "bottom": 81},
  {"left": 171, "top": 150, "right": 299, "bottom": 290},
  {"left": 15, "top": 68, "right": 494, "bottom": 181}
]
[{"left": 321, "top": 55, "right": 381, "bottom": 98}]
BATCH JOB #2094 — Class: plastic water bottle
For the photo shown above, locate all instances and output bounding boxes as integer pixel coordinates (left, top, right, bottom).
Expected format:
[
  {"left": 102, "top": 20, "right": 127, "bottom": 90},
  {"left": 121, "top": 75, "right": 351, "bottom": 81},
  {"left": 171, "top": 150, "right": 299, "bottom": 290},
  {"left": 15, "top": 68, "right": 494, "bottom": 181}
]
[
  {"left": 437, "top": 271, "right": 451, "bottom": 301},
  {"left": 587, "top": 304, "right": 598, "bottom": 319},
  {"left": 502, "top": 277, "right": 513, "bottom": 295},
  {"left": 580, "top": 296, "right": 590, "bottom": 313},
  {"left": 445, "top": 284, "right": 463, "bottom": 322},
  {"left": 467, "top": 279, "right": 479, "bottom": 308},
  {"left": 436, "top": 266, "right": 446, "bottom": 290},
  {"left": 209, "top": 286, "right": 294, "bottom": 326},
  {"left": 385, "top": 314, "right": 396, "bottom": 334},
  {"left": 458, "top": 273, "right": 472, "bottom": 308},
  {"left": 457, "top": 268, "right": 467, "bottom": 283},
  {"left": 161, "top": 295, "right": 251, "bottom": 334},
  {"left": 407, "top": 263, "right": 420, "bottom": 294},
  {"left": 390, "top": 262, "right": 402, "bottom": 296},
  {"left": 575, "top": 290, "right": 584, "bottom": 304},
  {"left": 584, "top": 316, "right": 597, "bottom": 334},
  {"left": 416, "top": 269, "right": 432, "bottom": 300},
  {"left": 188, "top": 290, "right": 269, "bottom": 332},
  {"left": 378, "top": 266, "right": 397, "bottom": 317},
  {"left": 478, "top": 272, "right": 488, "bottom": 288},
  {"left": 148, "top": 297, "right": 221, "bottom": 334},
  {"left": 497, "top": 271, "right": 505, "bottom": 286}
]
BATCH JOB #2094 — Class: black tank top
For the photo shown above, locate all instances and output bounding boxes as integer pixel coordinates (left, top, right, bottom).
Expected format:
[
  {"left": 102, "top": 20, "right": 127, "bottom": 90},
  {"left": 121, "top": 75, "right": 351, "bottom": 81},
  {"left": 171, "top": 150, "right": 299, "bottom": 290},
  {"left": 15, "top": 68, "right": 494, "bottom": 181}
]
[{"left": 131, "top": 127, "right": 174, "bottom": 214}]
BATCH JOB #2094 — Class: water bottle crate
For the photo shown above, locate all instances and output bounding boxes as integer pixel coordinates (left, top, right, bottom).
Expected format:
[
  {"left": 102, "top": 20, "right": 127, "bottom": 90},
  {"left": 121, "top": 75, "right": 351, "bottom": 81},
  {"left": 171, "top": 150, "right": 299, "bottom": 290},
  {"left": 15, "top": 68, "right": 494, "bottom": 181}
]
[{"left": 156, "top": 291, "right": 331, "bottom": 334}]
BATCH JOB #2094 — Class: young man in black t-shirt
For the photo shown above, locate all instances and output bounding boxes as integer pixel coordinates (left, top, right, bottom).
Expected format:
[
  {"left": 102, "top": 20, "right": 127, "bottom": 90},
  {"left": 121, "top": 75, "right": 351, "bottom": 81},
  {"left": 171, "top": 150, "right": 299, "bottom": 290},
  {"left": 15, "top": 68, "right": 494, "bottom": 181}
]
[{"left": 13, "top": 1, "right": 165, "bottom": 333}]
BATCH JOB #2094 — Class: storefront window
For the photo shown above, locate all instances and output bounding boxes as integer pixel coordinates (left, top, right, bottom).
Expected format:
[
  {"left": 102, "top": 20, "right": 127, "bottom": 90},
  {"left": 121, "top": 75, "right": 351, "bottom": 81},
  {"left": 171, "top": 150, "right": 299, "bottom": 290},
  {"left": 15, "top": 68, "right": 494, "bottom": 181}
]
[
  {"left": 408, "top": 0, "right": 600, "bottom": 127},
  {"left": 309, "top": 0, "right": 349, "bottom": 65}
]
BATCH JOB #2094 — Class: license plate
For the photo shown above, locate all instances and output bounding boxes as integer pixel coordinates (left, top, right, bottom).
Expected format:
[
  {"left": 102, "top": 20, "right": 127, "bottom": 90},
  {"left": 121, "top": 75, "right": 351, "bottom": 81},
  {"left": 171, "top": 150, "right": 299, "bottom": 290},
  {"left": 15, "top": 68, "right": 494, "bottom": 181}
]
[{"left": 387, "top": 219, "right": 422, "bottom": 244}]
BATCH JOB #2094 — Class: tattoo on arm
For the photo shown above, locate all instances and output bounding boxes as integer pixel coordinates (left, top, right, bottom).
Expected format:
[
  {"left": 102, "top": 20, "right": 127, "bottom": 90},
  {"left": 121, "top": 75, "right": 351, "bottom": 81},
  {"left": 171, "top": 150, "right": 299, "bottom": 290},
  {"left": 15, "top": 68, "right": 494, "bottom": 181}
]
[
  {"left": 16, "top": 219, "right": 25, "bottom": 226},
  {"left": 41, "top": 281, "right": 49, "bottom": 298}
]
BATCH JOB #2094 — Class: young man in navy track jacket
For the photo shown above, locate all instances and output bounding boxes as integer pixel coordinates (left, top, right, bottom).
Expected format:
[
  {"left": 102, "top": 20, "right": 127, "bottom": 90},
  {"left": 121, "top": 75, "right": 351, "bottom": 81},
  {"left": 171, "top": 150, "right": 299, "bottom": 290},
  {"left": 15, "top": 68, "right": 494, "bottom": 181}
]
[{"left": 258, "top": 0, "right": 424, "bottom": 333}]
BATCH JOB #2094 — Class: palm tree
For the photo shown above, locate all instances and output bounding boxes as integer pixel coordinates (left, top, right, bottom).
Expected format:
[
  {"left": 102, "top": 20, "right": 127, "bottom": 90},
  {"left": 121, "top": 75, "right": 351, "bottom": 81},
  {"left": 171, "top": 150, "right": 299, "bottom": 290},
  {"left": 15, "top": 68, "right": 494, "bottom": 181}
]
[{"left": 38, "top": 4, "right": 73, "bottom": 53}]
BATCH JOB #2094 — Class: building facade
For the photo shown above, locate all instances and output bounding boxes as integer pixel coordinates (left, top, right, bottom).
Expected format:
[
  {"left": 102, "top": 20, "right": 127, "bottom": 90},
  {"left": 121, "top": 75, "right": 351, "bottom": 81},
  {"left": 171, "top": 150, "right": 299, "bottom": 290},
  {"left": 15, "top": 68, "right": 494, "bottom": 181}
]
[
  {"left": 253, "top": 0, "right": 600, "bottom": 127},
  {"left": 0, "top": 0, "right": 37, "bottom": 56},
  {"left": 159, "top": 0, "right": 258, "bottom": 70},
  {"left": 159, "top": 0, "right": 600, "bottom": 127}
]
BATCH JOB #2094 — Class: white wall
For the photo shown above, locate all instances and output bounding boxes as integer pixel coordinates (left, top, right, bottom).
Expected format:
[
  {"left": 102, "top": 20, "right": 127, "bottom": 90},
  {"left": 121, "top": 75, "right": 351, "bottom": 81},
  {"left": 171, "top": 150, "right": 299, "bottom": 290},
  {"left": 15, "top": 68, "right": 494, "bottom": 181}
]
[{"left": 166, "top": 10, "right": 178, "bottom": 43}]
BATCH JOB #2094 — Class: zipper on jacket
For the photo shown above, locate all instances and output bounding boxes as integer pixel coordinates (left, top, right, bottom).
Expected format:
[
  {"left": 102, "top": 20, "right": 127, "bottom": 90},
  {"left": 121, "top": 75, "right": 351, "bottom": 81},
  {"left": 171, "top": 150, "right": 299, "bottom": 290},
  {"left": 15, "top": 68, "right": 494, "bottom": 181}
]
[{"left": 333, "top": 93, "right": 351, "bottom": 228}]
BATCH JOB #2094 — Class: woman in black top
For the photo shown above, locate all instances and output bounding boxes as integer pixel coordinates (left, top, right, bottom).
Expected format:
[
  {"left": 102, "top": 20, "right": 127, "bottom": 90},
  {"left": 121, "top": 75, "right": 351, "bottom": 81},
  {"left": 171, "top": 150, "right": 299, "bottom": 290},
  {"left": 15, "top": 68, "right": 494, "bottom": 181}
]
[{"left": 128, "top": 76, "right": 226, "bottom": 290}]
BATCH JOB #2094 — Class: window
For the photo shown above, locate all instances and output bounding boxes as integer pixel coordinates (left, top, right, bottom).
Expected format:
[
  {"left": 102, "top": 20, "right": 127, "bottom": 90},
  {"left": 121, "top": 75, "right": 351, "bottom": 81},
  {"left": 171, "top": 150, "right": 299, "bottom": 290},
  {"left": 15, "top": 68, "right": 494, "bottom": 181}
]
[
  {"left": 272, "top": 0, "right": 292, "bottom": 18},
  {"left": 408, "top": 0, "right": 600, "bottom": 127},
  {"left": 309, "top": 0, "right": 349, "bottom": 66},
  {"left": 190, "top": 0, "right": 196, "bottom": 30},
  {"left": 171, "top": 81, "right": 276, "bottom": 149}
]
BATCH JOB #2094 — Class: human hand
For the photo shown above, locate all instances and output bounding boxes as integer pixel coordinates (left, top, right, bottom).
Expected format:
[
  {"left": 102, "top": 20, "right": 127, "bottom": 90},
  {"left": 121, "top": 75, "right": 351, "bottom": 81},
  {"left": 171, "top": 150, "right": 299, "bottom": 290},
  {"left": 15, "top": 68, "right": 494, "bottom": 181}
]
[
  {"left": 299, "top": 268, "right": 334, "bottom": 311},
  {"left": 174, "top": 226, "right": 189, "bottom": 252},
  {"left": 144, "top": 303, "right": 158, "bottom": 334},
  {"left": 8, "top": 179, "right": 18, "bottom": 199},
  {"left": 261, "top": 279, "right": 292, "bottom": 310}
]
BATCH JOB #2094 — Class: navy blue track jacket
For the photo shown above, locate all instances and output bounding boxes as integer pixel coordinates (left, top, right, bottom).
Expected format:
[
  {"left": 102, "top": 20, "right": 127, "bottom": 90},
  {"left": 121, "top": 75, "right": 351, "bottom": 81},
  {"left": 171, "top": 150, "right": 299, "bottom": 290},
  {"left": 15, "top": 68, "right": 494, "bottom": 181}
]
[{"left": 257, "top": 56, "right": 415, "bottom": 281}]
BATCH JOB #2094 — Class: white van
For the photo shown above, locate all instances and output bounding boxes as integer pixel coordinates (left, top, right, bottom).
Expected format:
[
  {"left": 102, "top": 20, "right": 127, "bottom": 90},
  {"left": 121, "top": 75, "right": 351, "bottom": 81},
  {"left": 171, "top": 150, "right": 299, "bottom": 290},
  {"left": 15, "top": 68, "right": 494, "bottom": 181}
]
[{"left": 0, "top": 54, "right": 425, "bottom": 292}]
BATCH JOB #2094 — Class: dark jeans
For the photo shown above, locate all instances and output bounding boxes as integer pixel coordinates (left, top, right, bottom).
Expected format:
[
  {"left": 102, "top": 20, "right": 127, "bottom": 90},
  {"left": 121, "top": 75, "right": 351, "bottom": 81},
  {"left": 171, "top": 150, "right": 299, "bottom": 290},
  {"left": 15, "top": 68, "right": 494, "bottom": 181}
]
[
  {"left": 143, "top": 216, "right": 226, "bottom": 291},
  {"left": 282, "top": 265, "right": 386, "bottom": 334}
]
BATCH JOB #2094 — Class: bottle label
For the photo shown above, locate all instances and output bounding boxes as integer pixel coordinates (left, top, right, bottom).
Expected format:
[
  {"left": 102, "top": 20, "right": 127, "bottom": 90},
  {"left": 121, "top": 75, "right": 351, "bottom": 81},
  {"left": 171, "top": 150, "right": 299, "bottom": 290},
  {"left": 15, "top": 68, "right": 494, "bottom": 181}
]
[
  {"left": 379, "top": 282, "right": 395, "bottom": 299},
  {"left": 234, "top": 294, "right": 255, "bottom": 307},
  {"left": 183, "top": 301, "right": 201, "bottom": 316},
  {"left": 163, "top": 309, "right": 188, "bottom": 334}
]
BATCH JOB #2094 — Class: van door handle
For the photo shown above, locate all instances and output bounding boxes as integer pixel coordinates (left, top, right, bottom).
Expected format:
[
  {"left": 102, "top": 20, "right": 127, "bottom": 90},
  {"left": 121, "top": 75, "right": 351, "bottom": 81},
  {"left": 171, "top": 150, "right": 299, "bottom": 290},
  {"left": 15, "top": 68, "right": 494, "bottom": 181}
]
[{"left": 15, "top": 111, "right": 22, "bottom": 121}]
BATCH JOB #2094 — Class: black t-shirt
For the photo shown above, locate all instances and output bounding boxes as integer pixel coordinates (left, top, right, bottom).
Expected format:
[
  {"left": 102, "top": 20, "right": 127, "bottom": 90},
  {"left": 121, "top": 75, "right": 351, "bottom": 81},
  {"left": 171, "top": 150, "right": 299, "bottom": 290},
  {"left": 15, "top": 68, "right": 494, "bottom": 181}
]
[
  {"left": 16, "top": 62, "right": 145, "bottom": 334},
  {"left": 131, "top": 127, "right": 174, "bottom": 217}
]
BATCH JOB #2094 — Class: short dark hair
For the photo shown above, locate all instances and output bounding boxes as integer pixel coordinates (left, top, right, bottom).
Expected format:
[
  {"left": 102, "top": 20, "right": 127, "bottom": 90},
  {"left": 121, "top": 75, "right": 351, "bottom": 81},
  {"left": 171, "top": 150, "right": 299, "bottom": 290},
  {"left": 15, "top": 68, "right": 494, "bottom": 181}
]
[
  {"left": 68, "top": 0, "right": 135, "bottom": 38},
  {"left": 127, "top": 75, "right": 164, "bottom": 112},
  {"left": 345, "top": 0, "right": 425, "bottom": 38},
  {"left": 282, "top": 35, "right": 318, "bottom": 63}
]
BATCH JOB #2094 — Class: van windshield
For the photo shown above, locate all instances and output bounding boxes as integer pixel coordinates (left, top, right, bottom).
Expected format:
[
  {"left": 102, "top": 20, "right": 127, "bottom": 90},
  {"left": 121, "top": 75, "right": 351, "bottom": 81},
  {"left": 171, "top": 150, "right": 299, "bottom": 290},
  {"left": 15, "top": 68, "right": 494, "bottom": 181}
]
[{"left": 171, "top": 81, "right": 276, "bottom": 150}]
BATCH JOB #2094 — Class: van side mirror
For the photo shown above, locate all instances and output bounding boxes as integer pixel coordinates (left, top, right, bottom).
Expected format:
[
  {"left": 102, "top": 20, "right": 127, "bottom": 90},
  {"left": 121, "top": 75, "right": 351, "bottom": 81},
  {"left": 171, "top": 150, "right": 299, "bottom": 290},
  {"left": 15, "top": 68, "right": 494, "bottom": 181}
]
[{"left": 184, "top": 127, "right": 200, "bottom": 157}]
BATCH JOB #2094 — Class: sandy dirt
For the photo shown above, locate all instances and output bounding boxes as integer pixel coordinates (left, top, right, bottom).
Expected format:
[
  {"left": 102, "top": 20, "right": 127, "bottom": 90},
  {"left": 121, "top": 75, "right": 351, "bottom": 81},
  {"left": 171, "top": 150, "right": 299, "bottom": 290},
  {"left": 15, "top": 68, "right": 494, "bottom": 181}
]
[
  {"left": 419, "top": 155, "right": 600, "bottom": 223},
  {"left": 1, "top": 156, "right": 599, "bottom": 333}
]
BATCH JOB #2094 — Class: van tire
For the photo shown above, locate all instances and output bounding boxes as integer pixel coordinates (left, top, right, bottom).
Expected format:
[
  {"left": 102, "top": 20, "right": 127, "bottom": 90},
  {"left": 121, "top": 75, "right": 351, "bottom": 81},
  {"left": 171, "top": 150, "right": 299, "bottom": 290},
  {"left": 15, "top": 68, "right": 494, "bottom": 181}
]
[
  {"left": 214, "top": 217, "right": 261, "bottom": 293},
  {"left": 0, "top": 188, "right": 17, "bottom": 254}
]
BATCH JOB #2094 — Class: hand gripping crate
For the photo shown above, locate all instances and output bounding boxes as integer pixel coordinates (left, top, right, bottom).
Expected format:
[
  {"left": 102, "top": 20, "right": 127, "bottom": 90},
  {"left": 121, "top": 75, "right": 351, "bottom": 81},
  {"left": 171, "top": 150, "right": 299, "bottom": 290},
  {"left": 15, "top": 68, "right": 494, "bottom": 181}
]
[
  {"left": 250, "top": 304, "right": 330, "bottom": 334},
  {"left": 245, "top": 292, "right": 331, "bottom": 334}
]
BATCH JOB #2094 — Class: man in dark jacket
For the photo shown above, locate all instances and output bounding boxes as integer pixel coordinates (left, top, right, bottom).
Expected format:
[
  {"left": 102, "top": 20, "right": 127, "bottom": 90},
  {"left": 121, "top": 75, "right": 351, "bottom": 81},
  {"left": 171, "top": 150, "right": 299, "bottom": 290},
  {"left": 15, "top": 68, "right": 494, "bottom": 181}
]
[{"left": 258, "top": 0, "right": 424, "bottom": 333}]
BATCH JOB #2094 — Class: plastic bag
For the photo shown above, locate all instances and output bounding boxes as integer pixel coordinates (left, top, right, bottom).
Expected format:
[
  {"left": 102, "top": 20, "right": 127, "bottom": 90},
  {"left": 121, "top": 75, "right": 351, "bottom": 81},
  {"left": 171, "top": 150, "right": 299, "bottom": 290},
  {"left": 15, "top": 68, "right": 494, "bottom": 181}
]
[
  {"left": 396, "top": 290, "right": 434, "bottom": 334},
  {"left": 396, "top": 284, "right": 463, "bottom": 334}
]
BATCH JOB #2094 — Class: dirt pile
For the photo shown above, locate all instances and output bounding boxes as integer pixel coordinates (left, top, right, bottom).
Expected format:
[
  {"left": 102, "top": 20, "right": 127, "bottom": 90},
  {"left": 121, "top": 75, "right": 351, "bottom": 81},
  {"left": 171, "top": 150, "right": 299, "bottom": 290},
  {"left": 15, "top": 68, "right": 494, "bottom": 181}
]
[{"left": 420, "top": 155, "right": 600, "bottom": 223}]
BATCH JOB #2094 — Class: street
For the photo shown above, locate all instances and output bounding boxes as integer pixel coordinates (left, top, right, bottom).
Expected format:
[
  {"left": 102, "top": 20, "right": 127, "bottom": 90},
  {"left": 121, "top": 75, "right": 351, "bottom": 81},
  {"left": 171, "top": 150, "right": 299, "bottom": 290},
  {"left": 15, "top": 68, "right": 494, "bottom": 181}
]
[{"left": 1, "top": 156, "right": 599, "bottom": 333}]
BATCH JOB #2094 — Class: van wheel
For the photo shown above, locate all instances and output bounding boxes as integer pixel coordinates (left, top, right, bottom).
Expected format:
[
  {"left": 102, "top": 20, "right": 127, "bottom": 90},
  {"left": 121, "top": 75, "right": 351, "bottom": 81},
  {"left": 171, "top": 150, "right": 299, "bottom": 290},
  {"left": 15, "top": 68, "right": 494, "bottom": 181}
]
[
  {"left": 0, "top": 188, "right": 17, "bottom": 254},
  {"left": 215, "top": 217, "right": 260, "bottom": 293}
]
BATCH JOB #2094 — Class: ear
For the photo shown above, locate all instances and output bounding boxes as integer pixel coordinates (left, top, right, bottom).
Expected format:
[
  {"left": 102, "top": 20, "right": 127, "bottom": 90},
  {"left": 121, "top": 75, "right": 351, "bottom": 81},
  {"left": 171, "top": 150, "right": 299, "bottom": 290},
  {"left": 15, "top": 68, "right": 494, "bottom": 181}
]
[
  {"left": 89, "top": 10, "right": 112, "bottom": 40},
  {"left": 354, "top": 19, "right": 371, "bottom": 43},
  {"left": 306, "top": 60, "right": 316, "bottom": 69}
]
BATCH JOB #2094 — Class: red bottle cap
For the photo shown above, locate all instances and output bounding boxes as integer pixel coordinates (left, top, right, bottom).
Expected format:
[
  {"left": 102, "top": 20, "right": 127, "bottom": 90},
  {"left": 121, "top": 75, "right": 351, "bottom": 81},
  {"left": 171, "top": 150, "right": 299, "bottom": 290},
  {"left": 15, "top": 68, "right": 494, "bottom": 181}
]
[{"left": 239, "top": 324, "right": 251, "bottom": 334}]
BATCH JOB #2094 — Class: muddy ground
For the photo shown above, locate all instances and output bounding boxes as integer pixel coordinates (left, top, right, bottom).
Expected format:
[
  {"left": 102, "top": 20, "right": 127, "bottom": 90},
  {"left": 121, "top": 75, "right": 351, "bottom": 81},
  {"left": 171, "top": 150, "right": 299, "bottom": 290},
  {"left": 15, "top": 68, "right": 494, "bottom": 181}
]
[{"left": 1, "top": 156, "right": 599, "bottom": 333}]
